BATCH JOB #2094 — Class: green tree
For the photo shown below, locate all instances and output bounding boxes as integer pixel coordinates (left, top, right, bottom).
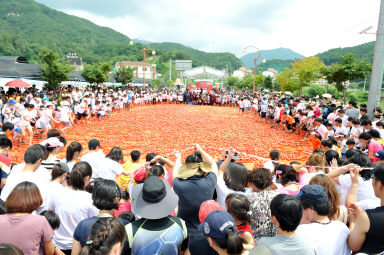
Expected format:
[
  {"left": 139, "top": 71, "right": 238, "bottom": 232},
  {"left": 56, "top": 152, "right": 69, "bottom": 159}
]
[
  {"left": 276, "top": 67, "right": 297, "bottom": 92},
  {"left": 151, "top": 79, "right": 161, "bottom": 88},
  {"left": 291, "top": 56, "right": 325, "bottom": 96},
  {"left": 38, "top": 49, "right": 75, "bottom": 91},
  {"left": 114, "top": 66, "right": 133, "bottom": 84},
  {"left": 227, "top": 76, "right": 240, "bottom": 88},
  {"left": 321, "top": 53, "right": 372, "bottom": 104},
  {"left": 82, "top": 62, "right": 112, "bottom": 85},
  {"left": 255, "top": 74, "right": 265, "bottom": 91},
  {"left": 166, "top": 80, "right": 175, "bottom": 88},
  {"left": 263, "top": 76, "right": 273, "bottom": 90},
  {"left": 241, "top": 74, "right": 254, "bottom": 90}
]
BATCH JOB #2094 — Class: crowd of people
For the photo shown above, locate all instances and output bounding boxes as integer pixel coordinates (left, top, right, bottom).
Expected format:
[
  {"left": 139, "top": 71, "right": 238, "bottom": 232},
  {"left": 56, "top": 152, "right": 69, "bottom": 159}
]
[{"left": 0, "top": 85, "right": 383, "bottom": 255}]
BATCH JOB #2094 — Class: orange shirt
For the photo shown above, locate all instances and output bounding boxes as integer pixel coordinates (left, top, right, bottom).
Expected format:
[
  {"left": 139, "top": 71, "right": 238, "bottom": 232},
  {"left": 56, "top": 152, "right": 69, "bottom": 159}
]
[{"left": 287, "top": 115, "right": 295, "bottom": 125}]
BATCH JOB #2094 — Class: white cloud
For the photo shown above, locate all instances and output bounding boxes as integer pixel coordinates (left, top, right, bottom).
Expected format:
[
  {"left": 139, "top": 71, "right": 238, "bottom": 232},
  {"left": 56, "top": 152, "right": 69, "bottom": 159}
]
[{"left": 60, "top": 0, "right": 379, "bottom": 57}]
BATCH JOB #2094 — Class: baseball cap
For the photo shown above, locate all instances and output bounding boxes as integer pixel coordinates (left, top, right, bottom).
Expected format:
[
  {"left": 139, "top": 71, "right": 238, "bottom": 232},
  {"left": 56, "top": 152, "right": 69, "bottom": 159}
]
[
  {"left": 8, "top": 99, "right": 16, "bottom": 105},
  {"left": 375, "top": 150, "right": 384, "bottom": 160},
  {"left": 295, "top": 184, "right": 329, "bottom": 204},
  {"left": 198, "top": 210, "right": 237, "bottom": 239},
  {"left": 88, "top": 139, "right": 101, "bottom": 150},
  {"left": 199, "top": 200, "right": 224, "bottom": 223},
  {"left": 133, "top": 167, "right": 147, "bottom": 183}
]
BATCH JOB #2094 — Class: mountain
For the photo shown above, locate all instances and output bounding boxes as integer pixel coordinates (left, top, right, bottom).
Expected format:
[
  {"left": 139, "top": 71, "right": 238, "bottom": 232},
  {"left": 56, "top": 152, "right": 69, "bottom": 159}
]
[
  {"left": 0, "top": 0, "right": 242, "bottom": 76},
  {"left": 150, "top": 42, "right": 242, "bottom": 69},
  {"left": 316, "top": 41, "right": 375, "bottom": 65},
  {"left": 241, "top": 48, "right": 303, "bottom": 69}
]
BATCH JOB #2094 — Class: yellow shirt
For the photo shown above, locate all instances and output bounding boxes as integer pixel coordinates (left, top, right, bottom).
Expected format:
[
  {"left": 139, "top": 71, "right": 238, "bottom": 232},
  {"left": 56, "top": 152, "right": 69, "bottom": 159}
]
[
  {"left": 116, "top": 162, "right": 141, "bottom": 189},
  {"left": 377, "top": 139, "right": 384, "bottom": 147}
]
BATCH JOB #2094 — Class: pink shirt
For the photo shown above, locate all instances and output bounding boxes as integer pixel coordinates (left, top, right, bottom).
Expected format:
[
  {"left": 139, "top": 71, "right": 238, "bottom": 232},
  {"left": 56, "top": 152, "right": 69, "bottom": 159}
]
[
  {"left": 0, "top": 214, "right": 54, "bottom": 255},
  {"left": 368, "top": 140, "right": 383, "bottom": 163}
]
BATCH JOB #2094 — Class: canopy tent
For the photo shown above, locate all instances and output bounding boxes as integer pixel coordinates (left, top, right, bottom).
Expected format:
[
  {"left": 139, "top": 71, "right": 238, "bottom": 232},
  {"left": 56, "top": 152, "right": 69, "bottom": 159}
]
[
  {"left": 5, "top": 80, "right": 30, "bottom": 88},
  {"left": 182, "top": 66, "right": 227, "bottom": 81}
]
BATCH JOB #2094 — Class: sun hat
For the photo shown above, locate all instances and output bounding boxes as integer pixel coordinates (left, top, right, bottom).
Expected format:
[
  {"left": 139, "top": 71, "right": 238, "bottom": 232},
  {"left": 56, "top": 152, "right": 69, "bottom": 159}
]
[
  {"left": 132, "top": 176, "right": 179, "bottom": 219},
  {"left": 40, "top": 137, "right": 64, "bottom": 148},
  {"left": 199, "top": 200, "right": 224, "bottom": 223},
  {"left": 198, "top": 210, "right": 237, "bottom": 239},
  {"left": 178, "top": 162, "right": 212, "bottom": 179},
  {"left": 375, "top": 150, "right": 384, "bottom": 160},
  {"left": 295, "top": 184, "right": 329, "bottom": 204}
]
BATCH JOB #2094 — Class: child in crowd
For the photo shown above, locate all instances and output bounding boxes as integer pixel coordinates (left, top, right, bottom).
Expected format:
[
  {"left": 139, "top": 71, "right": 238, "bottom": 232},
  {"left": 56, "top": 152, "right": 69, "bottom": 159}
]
[
  {"left": 40, "top": 210, "right": 63, "bottom": 255},
  {"left": 226, "top": 193, "right": 255, "bottom": 246}
]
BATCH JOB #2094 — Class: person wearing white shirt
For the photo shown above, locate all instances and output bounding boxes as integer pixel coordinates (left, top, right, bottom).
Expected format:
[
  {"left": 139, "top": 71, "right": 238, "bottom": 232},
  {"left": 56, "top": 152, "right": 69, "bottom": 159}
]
[
  {"left": 296, "top": 185, "right": 351, "bottom": 255},
  {"left": 48, "top": 162, "right": 98, "bottom": 252},
  {"left": 334, "top": 118, "right": 348, "bottom": 136},
  {"left": 80, "top": 139, "right": 105, "bottom": 179},
  {"left": 314, "top": 118, "right": 328, "bottom": 140},
  {"left": 99, "top": 147, "right": 129, "bottom": 180},
  {"left": 0, "top": 145, "right": 49, "bottom": 211}
]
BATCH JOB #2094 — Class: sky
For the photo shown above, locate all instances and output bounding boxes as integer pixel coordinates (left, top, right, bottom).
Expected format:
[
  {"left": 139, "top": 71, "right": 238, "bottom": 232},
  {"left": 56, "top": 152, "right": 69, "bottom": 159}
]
[{"left": 35, "top": 0, "right": 380, "bottom": 57}]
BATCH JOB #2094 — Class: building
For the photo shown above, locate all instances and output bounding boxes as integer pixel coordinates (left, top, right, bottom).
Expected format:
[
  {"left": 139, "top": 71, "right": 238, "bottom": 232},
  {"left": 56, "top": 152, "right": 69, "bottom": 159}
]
[
  {"left": 64, "top": 53, "right": 84, "bottom": 71},
  {"left": 262, "top": 68, "right": 279, "bottom": 78},
  {"left": 0, "top": 56, "right": 41, "bottom": 80},
  {"left": 115, "top": 61, "right": 157, "bottom": 81},
  {"left": 232, "top": 67, "right": 252, "bottom": 79}
]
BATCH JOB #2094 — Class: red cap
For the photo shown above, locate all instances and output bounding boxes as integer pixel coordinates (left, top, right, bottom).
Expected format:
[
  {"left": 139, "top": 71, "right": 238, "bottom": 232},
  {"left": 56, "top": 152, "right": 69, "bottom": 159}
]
[
  {"left": 133, "top": 167, "right": 147, "bottom": 182},
  {"left": 199, "top": 200, "right": 223, "bottom": 223}
]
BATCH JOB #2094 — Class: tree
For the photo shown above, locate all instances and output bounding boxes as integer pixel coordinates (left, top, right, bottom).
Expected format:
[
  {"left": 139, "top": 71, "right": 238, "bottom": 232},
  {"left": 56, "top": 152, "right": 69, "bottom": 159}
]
[
  {"left": 263, "top": 76, "right": 273, "bottom": 90},
  {"left": 241, "top": 74, "right": 254, "bottom": 90},
  {"left": 151, "top": 79, "right": 161, "bottom": 88},
  {"left": 291, "top": 57, "right": 325, "bottom": 96},
  {"left": 82, "top": 62, "right": 112, "bottom": 85},
  {"left": 276, "top": 67, "right": 297, "bottom": 92},
  {"left": 227, "top": 76, "right": 240, "bottom": 88},
  {"left": 321, "top": 53, "right": 372, "bottom": 104},
  {"left": 38, "top": 49, "right": 75, "bottom": 91},
  {"left": 255, "top": 74, "right": 265, "bottom": 91},
  {"left": 114, "top": 66, "right": 133, "bottom": 84}
]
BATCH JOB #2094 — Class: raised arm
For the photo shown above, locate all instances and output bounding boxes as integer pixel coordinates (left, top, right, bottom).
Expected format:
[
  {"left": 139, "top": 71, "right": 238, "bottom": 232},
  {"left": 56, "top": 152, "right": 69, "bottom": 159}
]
[
  {"left": 345, "top": 168, "right": 360, "bottom": 208},
  {"left": 172, "top": 152, "right": 182, "bottom": 181},
  {"left": 195, "top": 144, "right": 218, "bottom": 176},
  {"left": 218, "top": 148, "right": 236, "bottom": 178}
]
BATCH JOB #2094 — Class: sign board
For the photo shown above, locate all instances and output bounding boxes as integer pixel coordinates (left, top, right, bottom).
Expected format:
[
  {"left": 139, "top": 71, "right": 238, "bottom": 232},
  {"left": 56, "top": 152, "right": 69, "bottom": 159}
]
[{"left": 175, "top": 60, "right": 192, "bottom": 71}]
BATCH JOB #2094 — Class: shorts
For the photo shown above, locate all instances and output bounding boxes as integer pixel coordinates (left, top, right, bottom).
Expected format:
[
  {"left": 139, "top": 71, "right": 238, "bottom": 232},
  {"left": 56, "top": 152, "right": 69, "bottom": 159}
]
[
  {"left": 14, "top": 127, "right": 21, "bottom": 134},
  {"left": 287, "top": 123, "right": 293, "bottom": 130},
  {"left": 261, "top": 112, "right": 266, "bottom": 118},
  {"left": 76, "top": 112, "right": 88, "bottom": 120}
]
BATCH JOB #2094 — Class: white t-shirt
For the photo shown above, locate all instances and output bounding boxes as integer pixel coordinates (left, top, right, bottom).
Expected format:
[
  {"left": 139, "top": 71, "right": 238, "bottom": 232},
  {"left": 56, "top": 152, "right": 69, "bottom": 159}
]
[
  {"left": 0, "top": 169, "right": 50, "bottom": 211},
  {"left": 98, "top": 158, "right": 124, "bottom": 180},
  {"left": 316, "top": 125, "right": 328, "bottom": 140},
  {"left": 60, "top": 106, "right": 70, "bottom": 122},
  {"left": 339, "top": 174, "right": 378, "bottom": 205},
  {"left": 80, "top": 150, "right": 106, "bottom": 178},
  {"left": 263, "top": 160, "right": 275, "bottom": 172},
  {"left": 48, "top": 188, "right": 98, "bottom": 250},
  {"left": 296, "top": 221, "right": 351, "bottom": 255},
  {"left": 216, "top": 175, "right": 251, "bottom": 209}
]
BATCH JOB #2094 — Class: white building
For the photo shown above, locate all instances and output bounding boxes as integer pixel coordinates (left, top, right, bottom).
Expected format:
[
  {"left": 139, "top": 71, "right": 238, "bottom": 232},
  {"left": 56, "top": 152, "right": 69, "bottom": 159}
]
[
  {"left": 232, "top": 67, "right": 252, "bottom": 79},
  {"left": 262, "top": 68, "right": 279, "bottom": 78},
  {"left": 115, "top": 61, "right": 158, "bottom": 80}
]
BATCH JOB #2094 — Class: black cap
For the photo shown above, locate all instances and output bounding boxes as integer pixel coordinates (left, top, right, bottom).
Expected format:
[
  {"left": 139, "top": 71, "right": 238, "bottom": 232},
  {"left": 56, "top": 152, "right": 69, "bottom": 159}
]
[{"left": 88, "top": 139, "right": 101, "bottom": 150}]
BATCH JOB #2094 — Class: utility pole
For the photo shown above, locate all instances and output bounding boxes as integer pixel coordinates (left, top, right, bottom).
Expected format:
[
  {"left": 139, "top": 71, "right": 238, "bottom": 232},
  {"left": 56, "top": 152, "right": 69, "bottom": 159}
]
[
  {"left": 367, "top": 0, "right": 384, "bottom": 119},
  {"left": 169, "top": 59, "right": 172, "bottom": 81}
]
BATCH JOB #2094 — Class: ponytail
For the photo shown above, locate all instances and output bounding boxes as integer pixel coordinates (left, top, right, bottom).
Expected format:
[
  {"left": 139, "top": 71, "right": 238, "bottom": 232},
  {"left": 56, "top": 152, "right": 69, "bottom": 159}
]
[
  {"left": 70, "top": 162, "right": 92, "bottom": 191},
  {"left": 226, "top": 230, "right": 245, "bottom": 255},
  {"left": 80, "top": 218, "right": 126, "bottom": 255},
  {"left": 210, "top": 228, "right": 245, "bottom": 255},
  {"left": 66, "top": 142, "right": 83, "bottom": 162}
]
